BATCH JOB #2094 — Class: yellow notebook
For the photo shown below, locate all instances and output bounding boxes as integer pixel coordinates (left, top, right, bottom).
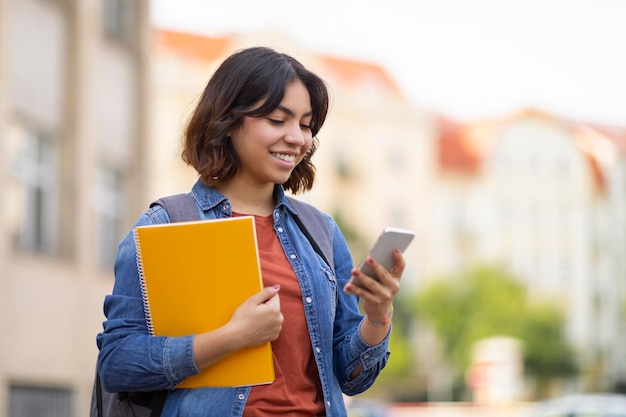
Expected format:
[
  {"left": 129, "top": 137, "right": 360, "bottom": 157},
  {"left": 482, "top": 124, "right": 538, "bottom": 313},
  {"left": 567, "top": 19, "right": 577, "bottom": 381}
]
[{"left": 133, "top": 216, "right": 274, "bottom": 388}]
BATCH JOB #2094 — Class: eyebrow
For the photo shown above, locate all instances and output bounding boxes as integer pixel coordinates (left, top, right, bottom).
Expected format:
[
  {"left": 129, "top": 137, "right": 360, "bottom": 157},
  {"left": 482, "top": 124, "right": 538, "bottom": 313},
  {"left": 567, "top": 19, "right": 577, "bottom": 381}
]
[{"left": 276, "top": 105, "right": 313, "bottom": 118}]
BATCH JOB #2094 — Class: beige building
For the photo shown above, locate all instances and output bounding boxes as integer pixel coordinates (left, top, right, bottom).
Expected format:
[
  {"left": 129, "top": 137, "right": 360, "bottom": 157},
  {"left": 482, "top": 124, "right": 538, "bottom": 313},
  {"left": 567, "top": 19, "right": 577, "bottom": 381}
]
[
  {"left": 0, "top": 0, "right": 151, "bottom": 415},
  {"left": 1, "top": 18, "right": 432, "bottom": 414}
]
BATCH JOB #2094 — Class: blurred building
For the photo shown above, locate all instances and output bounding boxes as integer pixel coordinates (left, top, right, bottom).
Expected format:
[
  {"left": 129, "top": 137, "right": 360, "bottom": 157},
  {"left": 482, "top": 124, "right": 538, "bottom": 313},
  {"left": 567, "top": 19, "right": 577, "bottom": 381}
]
[
  {"left": 151, "top": 29, "right": 433, "bottom": 287},
  {"left": 432, "top": 109, "right": 626, "bottom": 391},
  {"left": 0, "top": 0, "right": 151, "bottom": 415}
]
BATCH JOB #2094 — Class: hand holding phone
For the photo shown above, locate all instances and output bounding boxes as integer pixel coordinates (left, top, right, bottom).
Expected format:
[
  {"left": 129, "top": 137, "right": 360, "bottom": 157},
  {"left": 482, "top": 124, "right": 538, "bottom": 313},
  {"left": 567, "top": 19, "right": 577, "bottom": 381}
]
[{"left": 349, "top": 227, "right": 415, "bottom": 288}]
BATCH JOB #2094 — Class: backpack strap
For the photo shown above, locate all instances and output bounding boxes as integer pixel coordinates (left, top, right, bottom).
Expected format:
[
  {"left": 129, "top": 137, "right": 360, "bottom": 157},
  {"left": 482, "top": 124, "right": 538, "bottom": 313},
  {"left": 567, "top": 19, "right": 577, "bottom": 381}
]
[
  {"left": 148, "top": 392, "right": 167, "bottom": 417},
  {"left": 287, "top": 197, "right": 335, "bottom": 275},
  {"left": 150, "top": 193, "right": 200, "bottom": 222},
  {"left": 94, "top": 370, "right": 103, "bottom": 417},
  {"left": 92, "top": 370, "right": 167, "bottom": 417}
]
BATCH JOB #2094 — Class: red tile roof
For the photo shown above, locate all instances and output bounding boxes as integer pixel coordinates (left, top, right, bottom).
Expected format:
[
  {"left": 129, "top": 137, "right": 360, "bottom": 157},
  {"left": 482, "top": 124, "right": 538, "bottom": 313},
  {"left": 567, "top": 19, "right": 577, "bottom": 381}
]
[
  {"left": 436, "top": 108, "right": 624, "bottom": 194},
  {"left": 155, "top": 29, "right": 232, "bottom": 62},
  {"left": 317, "top": 55, "right": 404, "bottom": 98},
  {"left": 436, "top": 116, "right": 482, "bottom": 175},
  {"left": 153, "top": 29, "right": 403, "bottom": 99},
  {"left": 586, "top": 123, "right": 626, "bottom": 154}
]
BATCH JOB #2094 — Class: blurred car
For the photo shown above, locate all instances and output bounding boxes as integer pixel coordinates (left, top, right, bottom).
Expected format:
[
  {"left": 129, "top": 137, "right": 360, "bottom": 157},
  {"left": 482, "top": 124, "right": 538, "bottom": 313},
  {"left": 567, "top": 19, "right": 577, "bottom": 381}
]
[
  {"left": 346, "top": 398, "right": 389, "bottom": 417},
  {"left": 530, "top": 393, "right": 626, "bottom": 416}
]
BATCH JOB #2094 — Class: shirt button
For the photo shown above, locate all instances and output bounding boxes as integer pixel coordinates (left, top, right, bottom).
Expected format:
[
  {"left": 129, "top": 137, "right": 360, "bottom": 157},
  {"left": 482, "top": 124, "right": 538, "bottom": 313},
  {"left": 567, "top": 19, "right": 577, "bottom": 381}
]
[
  {"left": 327, "top": 401, "right": 331, "bottom": 406},
  {"left": 238, "top": 394, "right": 245, "bottom": 400},
  {"left": 222, "top": 204, "right": 229, "bottom": 211},
  {"left": 277, "top": 227, "right": 284, "bottom": 233},
  {"left": 306, "top": 297, "right": 312, "bottom": 303},
  {"left": 364, "top": 354, "right": 370, "bottom": 359},
  {"left": 316, "top": 347, "right": 321, "bottom": 353},
  {"left": 290, "top": 254, "right": 296, "bottom": 259}
]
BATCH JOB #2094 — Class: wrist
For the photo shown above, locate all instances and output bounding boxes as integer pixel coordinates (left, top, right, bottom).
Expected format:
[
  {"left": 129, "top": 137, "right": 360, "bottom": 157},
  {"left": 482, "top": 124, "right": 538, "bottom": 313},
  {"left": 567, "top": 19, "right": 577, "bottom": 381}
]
[{"left": 367, "top": 306, "right": 394, "bottom": 327}]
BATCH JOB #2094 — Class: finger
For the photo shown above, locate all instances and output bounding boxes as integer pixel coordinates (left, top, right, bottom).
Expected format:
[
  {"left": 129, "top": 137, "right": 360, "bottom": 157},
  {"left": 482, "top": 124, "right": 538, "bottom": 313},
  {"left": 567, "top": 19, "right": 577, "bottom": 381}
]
[
  {"left": 249, "top": 285, "right": 281, "bottom": 305},
  {"left": 362, "top": 258, "right": 401, "bottom": 297},
  {"left": 344, "top": 270, "right": 385, "bottom": 299},
  {"left": 344, "top": 280, "right": 387, "bottom": 306},
  {"left": 264, "top": 292, "right": 281, "bottom": 310},
  {"left": 364, "top": 257, "right": 394, "bottom": 286},
  {"left": 389, "top": 250, "right": 406, "bottom": 278}
]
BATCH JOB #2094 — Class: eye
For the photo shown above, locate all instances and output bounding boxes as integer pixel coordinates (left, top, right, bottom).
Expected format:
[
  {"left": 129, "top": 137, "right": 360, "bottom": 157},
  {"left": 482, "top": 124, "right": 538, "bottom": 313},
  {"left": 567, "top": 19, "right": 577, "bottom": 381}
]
[
  {"left": 301, "top": 123, "right": 312, "bottom": 131},
  {"left": 267, "top": 118, "right": 285, "bottom": 125}
]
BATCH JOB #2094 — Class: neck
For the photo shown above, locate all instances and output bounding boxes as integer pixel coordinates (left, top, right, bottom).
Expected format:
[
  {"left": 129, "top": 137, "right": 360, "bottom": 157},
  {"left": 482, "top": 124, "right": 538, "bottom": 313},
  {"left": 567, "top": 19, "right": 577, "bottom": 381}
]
[{"left": 214, "top": 180, "right": 276, "bottom": 216}]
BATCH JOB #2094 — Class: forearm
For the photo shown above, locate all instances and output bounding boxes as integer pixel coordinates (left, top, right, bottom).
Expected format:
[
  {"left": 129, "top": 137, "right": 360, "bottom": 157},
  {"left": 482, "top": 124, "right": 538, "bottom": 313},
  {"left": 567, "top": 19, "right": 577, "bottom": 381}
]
[
  {"left": 192, "top": 323, "right": 246, "bottom": 370},
  {"left": 359, "top": 308, "right": 393, "bottom": 346}
]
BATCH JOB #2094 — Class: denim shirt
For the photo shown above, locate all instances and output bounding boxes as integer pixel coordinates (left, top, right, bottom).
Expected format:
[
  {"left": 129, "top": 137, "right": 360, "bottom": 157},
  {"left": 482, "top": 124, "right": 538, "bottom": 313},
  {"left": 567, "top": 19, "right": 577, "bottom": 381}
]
[{"left": 96, "top": 179, "right": 391, "bottom": 417}]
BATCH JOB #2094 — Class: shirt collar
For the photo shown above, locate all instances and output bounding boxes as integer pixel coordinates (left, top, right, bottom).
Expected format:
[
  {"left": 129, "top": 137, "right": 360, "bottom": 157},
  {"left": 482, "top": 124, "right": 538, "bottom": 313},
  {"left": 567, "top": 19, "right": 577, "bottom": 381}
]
[{"left": 190, "top": 178, "right": 296, "bottom": 216}]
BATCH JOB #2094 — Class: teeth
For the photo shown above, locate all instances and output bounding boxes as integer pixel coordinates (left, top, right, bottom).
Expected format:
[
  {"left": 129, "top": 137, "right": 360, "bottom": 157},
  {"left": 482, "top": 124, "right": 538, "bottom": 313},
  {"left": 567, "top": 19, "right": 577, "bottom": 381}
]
[{"left": 272, "top": 153, "right": 296, "bottom": 162}]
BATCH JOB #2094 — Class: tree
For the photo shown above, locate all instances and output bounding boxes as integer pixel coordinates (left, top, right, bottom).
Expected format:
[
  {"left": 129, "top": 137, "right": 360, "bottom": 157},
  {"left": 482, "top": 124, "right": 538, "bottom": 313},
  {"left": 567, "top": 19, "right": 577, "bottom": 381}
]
[{"left": 413, "top": 265, "right": 578, "bottom": 399}]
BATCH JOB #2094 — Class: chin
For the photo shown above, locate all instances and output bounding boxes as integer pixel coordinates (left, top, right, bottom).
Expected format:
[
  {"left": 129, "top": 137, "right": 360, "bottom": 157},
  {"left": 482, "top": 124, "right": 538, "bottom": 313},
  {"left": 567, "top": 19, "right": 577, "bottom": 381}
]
[{"left": 275, "top": 177, "right": 291, "bottom": 185}]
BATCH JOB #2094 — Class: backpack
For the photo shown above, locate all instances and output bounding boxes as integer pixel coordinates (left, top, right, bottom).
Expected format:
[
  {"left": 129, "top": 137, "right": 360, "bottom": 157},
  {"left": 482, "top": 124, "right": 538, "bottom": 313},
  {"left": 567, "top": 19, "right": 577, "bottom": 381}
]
[{"left": 91, "top": 193, "right": 334, "bottom": 417}]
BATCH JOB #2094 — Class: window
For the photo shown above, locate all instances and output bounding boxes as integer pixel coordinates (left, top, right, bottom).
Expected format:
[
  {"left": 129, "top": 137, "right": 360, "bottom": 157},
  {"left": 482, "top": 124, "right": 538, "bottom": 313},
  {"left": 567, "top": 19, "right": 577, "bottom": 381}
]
[
  {"left": 102, "top": 0, "right": 135, "bottom": 43},
  {"left": 95, "top": 165, "right": 123, "bottom": 269},
  {"left": 9, "top": 385, "right": 73, "bottom": 417},
  {"left": 11, "top": 126, "right": 58, "bottom": 255}
]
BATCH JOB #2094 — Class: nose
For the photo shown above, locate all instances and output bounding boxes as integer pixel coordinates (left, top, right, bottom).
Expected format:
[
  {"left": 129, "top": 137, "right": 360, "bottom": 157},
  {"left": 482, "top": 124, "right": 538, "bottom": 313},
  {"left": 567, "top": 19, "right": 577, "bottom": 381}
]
[{"left": 284, "top": 122, "right": 307, "bottom": 146}]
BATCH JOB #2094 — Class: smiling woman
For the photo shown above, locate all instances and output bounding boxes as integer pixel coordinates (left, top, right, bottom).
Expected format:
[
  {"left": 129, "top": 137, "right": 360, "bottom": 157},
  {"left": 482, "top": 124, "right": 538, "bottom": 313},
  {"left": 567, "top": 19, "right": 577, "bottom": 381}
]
[
  {"left": 226, "top": 82, "right": 315, "bottom": 193},
  {"left": 181, "top": 47, "right": 327, "bottom": 198},
  {"left": 96, "top": 46, "right": 408, "bottom": 417}
]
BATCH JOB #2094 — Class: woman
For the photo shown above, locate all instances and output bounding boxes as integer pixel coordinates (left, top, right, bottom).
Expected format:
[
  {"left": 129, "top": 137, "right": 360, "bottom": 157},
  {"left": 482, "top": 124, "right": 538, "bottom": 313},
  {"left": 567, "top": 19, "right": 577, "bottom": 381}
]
[{"left": 97, "top": 46, "right": 405, "bottom": 417}]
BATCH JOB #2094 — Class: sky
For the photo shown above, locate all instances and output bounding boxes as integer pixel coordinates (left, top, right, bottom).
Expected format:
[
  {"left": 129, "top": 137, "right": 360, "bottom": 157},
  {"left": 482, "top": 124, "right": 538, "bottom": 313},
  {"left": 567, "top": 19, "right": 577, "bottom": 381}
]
[{"left": 151, "top": 0, "right": 626, "bottom": 126}]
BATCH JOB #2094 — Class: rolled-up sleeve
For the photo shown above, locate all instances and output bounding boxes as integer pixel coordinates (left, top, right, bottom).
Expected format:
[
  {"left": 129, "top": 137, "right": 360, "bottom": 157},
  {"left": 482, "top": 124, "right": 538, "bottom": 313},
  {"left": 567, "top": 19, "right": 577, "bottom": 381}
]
[
  {"left": 96, "top": 208, "right": 200, "bottom": 392},
  {"left": 326, "top": 219, "right": 392, "bottom": 396}
]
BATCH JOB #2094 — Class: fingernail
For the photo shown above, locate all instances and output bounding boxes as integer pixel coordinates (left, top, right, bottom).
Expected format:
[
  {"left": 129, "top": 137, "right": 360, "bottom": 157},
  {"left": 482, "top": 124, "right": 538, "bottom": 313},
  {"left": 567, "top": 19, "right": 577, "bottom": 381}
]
[{"left": 272, "top": 284, "right": 281, "bottom": 290}]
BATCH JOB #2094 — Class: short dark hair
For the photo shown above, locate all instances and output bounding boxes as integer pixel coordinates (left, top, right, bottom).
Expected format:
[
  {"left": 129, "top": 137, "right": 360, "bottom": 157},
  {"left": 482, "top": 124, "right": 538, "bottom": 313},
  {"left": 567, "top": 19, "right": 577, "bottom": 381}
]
[{"left": 182, "top": 46, "right": 330, "bottom": 194}]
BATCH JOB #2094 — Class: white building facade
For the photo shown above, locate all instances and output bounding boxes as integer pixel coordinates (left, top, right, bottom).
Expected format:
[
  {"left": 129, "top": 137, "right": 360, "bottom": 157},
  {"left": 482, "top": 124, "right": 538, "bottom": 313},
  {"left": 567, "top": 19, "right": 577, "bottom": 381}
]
[{"left": 431, "top": 110, "right": 626, "bottom": 391}]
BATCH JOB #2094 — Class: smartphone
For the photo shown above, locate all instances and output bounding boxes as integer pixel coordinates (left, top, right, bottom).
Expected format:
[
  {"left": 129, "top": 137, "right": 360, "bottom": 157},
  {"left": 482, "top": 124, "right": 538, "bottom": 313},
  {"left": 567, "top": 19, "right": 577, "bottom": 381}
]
[{"left": 349, "top": 227, "right": 415, "bottom": 288}]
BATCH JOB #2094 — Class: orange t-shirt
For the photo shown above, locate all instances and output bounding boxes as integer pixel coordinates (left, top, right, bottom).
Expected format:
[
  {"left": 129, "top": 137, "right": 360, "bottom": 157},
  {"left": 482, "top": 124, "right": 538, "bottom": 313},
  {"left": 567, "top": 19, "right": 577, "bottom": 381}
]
[{"left": 239, "top": 214, "right": 325, "bottom": 417}]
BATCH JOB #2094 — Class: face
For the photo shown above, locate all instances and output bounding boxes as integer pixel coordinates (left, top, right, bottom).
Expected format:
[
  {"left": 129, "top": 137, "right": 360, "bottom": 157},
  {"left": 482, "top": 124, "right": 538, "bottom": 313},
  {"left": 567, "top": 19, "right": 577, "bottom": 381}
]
[{"left": 229, "top": 80, "right": 314, "bottom": 187}]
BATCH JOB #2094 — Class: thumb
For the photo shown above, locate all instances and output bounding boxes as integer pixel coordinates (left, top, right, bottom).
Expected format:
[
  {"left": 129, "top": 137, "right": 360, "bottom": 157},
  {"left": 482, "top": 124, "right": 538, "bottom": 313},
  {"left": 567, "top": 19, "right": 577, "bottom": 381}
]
[{"left": 264, "top": 290, "right": 281, "bottom": 309}]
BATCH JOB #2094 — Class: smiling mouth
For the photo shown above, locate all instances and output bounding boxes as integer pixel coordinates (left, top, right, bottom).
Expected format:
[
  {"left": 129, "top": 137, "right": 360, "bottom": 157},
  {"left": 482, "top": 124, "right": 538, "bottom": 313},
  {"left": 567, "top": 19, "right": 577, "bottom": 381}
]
[{"left": 271, "top": 152, "right": 296, "bottom": 163}]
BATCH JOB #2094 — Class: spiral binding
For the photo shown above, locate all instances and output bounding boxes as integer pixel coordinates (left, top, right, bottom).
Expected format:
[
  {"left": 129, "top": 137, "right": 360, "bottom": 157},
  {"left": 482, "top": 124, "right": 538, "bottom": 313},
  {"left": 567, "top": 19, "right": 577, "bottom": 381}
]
[{"left": 134, "top": 228, "right": 156, "bottom": 336}]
